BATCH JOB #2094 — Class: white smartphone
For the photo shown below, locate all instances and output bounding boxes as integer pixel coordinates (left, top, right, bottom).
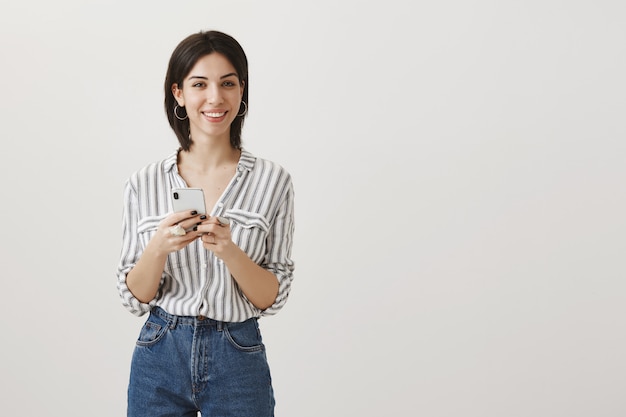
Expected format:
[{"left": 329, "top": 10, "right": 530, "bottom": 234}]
[{"left": 171, "top": 188, "right": 207, "bottom": 215}]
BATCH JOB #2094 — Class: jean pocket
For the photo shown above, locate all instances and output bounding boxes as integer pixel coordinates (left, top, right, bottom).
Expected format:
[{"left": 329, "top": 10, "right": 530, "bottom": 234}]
[
  {"left": 136, "top": 313, "right": 170, "bottom": 347},
  {"left": 224, "top": 319, "right": 264, "bottom": 352}
]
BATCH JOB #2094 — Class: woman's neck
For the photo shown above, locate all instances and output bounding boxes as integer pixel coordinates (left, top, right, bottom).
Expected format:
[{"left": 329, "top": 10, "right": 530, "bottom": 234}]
[{"left": 178, "top": 141, "right": 240, "bottom": 175}]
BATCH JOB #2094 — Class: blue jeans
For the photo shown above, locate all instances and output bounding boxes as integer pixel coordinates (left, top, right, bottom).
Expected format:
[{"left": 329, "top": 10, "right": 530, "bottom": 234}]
[{"left": 128, "top": 307, "right": 275, "bottom": 417}]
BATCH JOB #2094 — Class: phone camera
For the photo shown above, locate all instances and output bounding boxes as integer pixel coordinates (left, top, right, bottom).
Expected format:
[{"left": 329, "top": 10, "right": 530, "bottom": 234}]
[{"left": 173, "top": 192, "right": 179, "bottom": 199}]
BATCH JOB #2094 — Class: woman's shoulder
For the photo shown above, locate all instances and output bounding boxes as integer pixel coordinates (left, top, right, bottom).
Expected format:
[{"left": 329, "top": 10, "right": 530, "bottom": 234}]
[
  {"left": 243, "top": 149, "right": 291, "bottom": 178},
  {"left": 242, "top": 150, "right": 294, "bottom": 202}
]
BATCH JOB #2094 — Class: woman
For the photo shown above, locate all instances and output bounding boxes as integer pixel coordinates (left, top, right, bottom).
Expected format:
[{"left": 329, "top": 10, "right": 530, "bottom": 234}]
[{"left": 116, "top": 30, "right": 295, "bottom": 416}]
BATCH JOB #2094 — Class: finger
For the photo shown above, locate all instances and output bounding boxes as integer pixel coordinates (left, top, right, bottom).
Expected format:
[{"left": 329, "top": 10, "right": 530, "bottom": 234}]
[
  {"left": 201, "top": 233, "right": 216, "bottom": 245},
  {"left": 177, "top": 214, "right": 207, "bottom": 232},
  {"left": 171, "top": 232, "right": 197, "bottom": 244},
  {"left": 155, "top": 225, "right": 198, "bottom": 254},
  {"left": 201, "top": 216, "right": 229, "bottom": 226},
  {"left": 166, "top": 224, "right": 187, "bottom": 237},
  {"left": 196, "top": 223, "right": 217, "bottom": 235},
  {"left": 199, "top": 217, "right": 231, "bottom": 230},
  {"left": 165, "top": 219, "right": 208, "bottom": 240},
  {"left": 165, "top": 210, "right": 203, "bottom": 227},
  {"left": 203, "top": 216, "right": 220, "bottom": 225}
]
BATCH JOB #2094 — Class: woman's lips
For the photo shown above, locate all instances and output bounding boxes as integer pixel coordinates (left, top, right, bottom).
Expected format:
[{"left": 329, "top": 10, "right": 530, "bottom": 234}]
[{"left": 202, "top": 111, "right": 227, "bottom": 122}]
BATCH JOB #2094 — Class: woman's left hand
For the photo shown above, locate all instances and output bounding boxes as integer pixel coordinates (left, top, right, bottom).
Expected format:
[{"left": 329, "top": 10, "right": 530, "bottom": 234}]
[
  {"left": 196, "top": 216, "right": 233, "bottom": 258},
  {"left": 197, "top": 215, "right": 278, "bottom": 310}
]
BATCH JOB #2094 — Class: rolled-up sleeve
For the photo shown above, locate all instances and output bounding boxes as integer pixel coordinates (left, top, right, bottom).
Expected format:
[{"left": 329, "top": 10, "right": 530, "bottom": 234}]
[
  {"left": 261, "top": 179, "right": 295, "bottom": 316},
  {"left": 116, "top": 179, "right": 157, "bottom": 316}
]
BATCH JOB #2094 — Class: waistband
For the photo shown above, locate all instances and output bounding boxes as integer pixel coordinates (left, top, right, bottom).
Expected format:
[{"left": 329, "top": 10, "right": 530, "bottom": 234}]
[{"left": 151, "top": 306, "right": 224, "bottom": 329}]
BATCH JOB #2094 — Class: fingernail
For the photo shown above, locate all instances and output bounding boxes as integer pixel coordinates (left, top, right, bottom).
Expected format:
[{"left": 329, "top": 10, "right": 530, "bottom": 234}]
[
  {"left": 200, "top": 215, "right": 207, "bottom": 220},
  {"left": 191, "top": 210, "right": 198, "bottom": 215}
]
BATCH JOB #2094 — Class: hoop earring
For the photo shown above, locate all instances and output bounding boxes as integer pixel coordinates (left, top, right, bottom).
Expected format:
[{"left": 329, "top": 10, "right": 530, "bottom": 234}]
[
  {"left": 174, "top": 105, "right": 188, "bottom": 121},
  {"left": 237, "top": 101, "right": 247, "bottom": 117}
]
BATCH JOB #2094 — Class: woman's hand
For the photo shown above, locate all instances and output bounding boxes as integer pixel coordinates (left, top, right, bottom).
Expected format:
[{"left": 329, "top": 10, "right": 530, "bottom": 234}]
[
  {"left": 125, "top": 210, "right": 206, "bottom": 303},
  {"left": 196, "top": 216, "right": 234, "bottom": 259},
  {"left": 196, "top": 216, "right": 279, "bottom": 310},
  {"left": 150, "top": 210, "right": 207, "bottom": 256}
]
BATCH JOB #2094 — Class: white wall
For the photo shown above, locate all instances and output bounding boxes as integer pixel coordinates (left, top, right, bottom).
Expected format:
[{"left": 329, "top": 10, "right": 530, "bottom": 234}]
[{"left": 1, "top": 1, "right": 625, "bottom": 415}]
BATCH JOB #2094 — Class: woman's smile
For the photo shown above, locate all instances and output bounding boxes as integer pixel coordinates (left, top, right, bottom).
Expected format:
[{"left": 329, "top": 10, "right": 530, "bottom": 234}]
[{"left": 202, "top": 110, "right": 228, "bottom": 122}]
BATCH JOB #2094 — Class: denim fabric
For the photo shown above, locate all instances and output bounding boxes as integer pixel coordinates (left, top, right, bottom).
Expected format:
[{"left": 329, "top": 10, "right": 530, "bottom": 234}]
[{"left": 128, "top": 307, "right": 275, "bottom": 417}]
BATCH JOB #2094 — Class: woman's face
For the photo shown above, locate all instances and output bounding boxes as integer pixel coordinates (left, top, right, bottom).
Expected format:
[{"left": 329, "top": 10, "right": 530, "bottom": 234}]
[{"left": 172, "top": 52, "right": 244, "bottom": 144}]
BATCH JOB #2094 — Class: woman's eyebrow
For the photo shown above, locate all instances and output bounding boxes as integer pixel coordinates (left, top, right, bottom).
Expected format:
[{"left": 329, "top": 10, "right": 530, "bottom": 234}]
[{"left": 187, "top": 73, "right": 238, "bottom": 81}]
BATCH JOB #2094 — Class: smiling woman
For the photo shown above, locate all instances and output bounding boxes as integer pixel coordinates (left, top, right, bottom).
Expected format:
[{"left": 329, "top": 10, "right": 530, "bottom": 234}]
[
  {"left": 172, "top": 54, "right": 245, "bottom": 146},
  {"left": 116, "top": 30, "right": 295, "bottom": 417},
  {"left": 2, "top": 1, "right": 626, "bottom": 416},
  {"left": 164, "top": 31, "right": 249, "bottom": 151}
]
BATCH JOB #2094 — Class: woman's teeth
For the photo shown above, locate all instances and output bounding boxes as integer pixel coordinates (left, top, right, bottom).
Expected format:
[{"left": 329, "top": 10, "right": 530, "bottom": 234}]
[{"left": 204, "top": 112, "right": 226, "bottom": 117}]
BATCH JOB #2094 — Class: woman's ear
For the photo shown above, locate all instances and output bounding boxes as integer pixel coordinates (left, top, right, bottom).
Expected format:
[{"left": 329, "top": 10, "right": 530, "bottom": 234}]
[
  {"left": 240, "top": 80, "right": 245, "bottom": 99},
  {"left": 172, "top": 83, "right": 184, "bottom": 106}
]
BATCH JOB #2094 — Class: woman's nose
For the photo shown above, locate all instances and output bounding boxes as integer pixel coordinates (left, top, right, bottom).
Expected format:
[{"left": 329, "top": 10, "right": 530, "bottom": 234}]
[{"left": 205, "top": 83, "right": 222, "bottom": 104}]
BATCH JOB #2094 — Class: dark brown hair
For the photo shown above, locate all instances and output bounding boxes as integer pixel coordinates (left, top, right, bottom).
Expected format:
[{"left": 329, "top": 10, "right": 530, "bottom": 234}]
[{"left": 164, "top": 30, "right": 249, "bottom": 150}]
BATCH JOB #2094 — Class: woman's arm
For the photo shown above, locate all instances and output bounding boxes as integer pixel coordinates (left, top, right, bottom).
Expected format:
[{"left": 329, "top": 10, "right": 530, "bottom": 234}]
[
  {"left": 126, "top": 210, "right": 207, "bottom": 303},
  {"left": 198, "top": 217, "right": 278, "bottom": 310},
  {"left": 219, "top": 244, "right": 280, "bottom": 311},
  {"left": 199, "top": 181, "right": 295, "bottom": 311}
]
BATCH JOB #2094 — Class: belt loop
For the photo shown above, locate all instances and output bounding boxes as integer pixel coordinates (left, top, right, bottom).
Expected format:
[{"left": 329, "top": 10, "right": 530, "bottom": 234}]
[
  {"left": 169, "top": 315, "right": 177, "bottom": 329},
  {"left": 217, "top": 321, "right": 224, "bottom": 332}
]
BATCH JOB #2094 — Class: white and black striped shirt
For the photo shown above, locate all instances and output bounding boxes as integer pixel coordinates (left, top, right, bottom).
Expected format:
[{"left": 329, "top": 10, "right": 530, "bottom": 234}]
[{"left": 116, "top": 149, "right": 295, "bottom": 322}]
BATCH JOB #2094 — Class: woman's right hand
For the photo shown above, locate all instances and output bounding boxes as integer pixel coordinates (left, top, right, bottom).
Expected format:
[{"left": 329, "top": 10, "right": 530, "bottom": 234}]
[
  {"left": 126, "top": 209, "right": 207, "bottom": 304},
  {"left": 149, "top": 210, "right": 207, "bottom": 256}
]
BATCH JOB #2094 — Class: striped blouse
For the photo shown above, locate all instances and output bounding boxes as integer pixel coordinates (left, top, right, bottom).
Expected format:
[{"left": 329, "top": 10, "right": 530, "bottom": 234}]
[{"left": 116, "top": 149, "right": 295, "bottom": 322}]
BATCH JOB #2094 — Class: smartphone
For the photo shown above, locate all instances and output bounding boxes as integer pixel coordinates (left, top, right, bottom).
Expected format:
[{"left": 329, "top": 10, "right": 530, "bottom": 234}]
[{"left": 171, "top": 188, "right": 207, "bottom": 215}]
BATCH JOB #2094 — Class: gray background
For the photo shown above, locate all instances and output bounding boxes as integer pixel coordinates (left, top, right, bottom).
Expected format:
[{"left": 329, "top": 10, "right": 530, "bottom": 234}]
[{"left": 1, "top": 0, "right": 625, "bottom": 416}]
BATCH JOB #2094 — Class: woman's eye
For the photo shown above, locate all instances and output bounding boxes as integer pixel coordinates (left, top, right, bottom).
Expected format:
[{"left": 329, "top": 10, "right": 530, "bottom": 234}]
[
  {"left": 193, "top": 82, "right": 205, "bottom": 87},
  {"left": 223, "top": 81, "right": 235, "bottom": 87}
]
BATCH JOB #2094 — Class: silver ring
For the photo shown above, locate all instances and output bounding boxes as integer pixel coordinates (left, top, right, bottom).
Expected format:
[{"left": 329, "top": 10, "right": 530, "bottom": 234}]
[
  {"left": 169, "top": 224, "right": 186, "bottom": 236},
  {"left": 217, "top": 216, "right": 230, "bottom": 226}
]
